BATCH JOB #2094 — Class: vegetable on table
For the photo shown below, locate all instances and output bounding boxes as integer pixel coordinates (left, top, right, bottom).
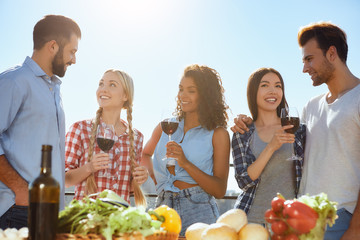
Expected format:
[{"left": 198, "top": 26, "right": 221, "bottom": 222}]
[
  {"left": 282, "top": 200, "right": 318, "bottom": 234},
  {"left": 271, "top": 194, "right": 286, "bottom": 213},
  {"left": 149, "top": 205, "right": 182, "bottom": 234},
  {"left": 271, "top": 220, "right": 288, "bottom": 235},
  {"left": 264, "top": 192, "right": 337, "bottom": 240},
  {"left": 57, "top": 190, "right": 162, "bottom": 240}
]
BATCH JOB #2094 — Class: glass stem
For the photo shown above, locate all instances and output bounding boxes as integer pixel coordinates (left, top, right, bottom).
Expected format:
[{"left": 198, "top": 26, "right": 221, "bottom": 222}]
[
  {"left": 168, "top": 134, "right": 172, "bottom": 142},
  {"left": 292, "top": 144, "right": 296, "bottom": 157}
]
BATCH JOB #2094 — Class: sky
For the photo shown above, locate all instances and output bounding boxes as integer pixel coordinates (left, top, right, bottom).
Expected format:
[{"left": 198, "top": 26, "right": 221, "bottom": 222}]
[{"left": 1, "top": 0, "right": 360, "bottom": 193}]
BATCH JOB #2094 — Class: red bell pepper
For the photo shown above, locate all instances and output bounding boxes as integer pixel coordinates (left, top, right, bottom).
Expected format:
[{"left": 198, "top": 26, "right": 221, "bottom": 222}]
[{"left": 282, "top": 200, "right": 318, "bottom": 234}]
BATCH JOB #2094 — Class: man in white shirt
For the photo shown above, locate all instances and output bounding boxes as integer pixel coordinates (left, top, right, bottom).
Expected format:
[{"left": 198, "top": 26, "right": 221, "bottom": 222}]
[{"left": 297, "top": 22, "right": 360, "bottom": 240}]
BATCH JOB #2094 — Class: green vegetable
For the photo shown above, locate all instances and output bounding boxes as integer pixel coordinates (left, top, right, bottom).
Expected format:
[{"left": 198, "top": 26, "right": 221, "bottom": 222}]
[
  {"left": 105, "top": 207, "right": 162, "bottom": 238},
  {"left": 96, "top": 189, "right": 129, "bottom": 206},
  {"left": 297, "top": 193, "right": 337, "bottom": 240},
  {"left": 57, "top": 190, "right": 161, "bottom": 240}
]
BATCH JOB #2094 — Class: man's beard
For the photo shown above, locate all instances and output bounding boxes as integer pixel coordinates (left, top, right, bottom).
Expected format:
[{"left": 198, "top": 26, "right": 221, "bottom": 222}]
[
  {"left": 312, "top": 58, "right": 335, "bottom": 86},
  {"left": 52, "top": 48, "right": 67, "bottom": 77}
]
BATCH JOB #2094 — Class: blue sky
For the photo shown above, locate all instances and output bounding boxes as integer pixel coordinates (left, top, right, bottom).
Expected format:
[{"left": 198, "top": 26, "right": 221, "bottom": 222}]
[{"left": 1, "top": 0, "right": 359, "bottom": 192}]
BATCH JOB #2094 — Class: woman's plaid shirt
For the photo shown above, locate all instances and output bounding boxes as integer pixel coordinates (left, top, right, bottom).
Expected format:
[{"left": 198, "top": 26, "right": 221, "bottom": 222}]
[
  {"left": 232, "top": 123, "right": 306, "bottom": 213},
  {"left": 65, "top": 119, "right": 143, "bottom": 202}
]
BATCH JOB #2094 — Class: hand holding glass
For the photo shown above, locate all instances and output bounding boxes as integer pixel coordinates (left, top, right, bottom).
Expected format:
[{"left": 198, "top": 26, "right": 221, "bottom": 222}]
[
  {"left": 161, "top": 118, "right": 179, "bottom": 175},
  {"left": 280, "top": 107, "right": 302, "bottom": 161},
  {"left": 96, "top": 124, "right": 115, "bottom": 152},
  {"left": 96, "top": 124, "right": 115, "bottom": 169}
]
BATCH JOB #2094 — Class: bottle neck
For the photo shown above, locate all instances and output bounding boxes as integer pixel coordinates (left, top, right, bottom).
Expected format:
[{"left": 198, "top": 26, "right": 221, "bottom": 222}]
[{"left": 41, "top": 150, "right": 52, "bottom": 176}]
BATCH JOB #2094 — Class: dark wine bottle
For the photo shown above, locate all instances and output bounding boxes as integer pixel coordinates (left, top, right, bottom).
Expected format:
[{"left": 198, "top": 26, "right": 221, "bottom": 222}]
[{"left": 28, "top": 145, "right": 60, "bottom": 240}]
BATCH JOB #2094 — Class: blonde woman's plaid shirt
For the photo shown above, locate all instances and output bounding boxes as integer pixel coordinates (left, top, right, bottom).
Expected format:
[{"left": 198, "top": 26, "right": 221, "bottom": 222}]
[{"left": 65, "top": 119, "right": 143, "bottom": 203}]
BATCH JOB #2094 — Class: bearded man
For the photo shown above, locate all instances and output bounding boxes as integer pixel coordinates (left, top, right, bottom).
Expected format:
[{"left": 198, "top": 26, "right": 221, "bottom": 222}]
[{"left": 0, "top": 15, "right": 81, "bottom": 229}]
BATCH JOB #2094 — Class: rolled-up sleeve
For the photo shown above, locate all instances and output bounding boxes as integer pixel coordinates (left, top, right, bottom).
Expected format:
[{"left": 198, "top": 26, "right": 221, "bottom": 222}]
[
  {"left": 65, "top": 122, "right": 83, "bottom": 171},
  {"left": 232, "top": 131, "right": 259, "bottom": 191}
]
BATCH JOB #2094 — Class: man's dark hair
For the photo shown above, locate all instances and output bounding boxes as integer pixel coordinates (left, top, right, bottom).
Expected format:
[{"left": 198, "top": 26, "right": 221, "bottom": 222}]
[
  {"left": 33, "top": 15, "right": 81, "bottom": 50},
  {"left": 298, "top": 22, "right": 348, "bottom": 63}
]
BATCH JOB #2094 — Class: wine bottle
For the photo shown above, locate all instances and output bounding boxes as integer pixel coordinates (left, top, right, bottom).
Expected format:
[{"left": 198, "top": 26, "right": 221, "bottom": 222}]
[{"left": 28, "top": 145, "right": 60, "bottom": 240}]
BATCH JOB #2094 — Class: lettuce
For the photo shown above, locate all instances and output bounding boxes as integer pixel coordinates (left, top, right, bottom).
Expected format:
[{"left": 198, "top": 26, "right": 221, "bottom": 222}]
[
  {"left": 97, "top": 189, "right": 130, "bottom": 207},
  {"left": 103, "top": 206, "right": 162, "bottom": 238},
  {"left": 297, "top": 193, "right": 338, "bottom": 240},
  {"left": 58, "top": 190, "right": 161, "bottom": 240}
]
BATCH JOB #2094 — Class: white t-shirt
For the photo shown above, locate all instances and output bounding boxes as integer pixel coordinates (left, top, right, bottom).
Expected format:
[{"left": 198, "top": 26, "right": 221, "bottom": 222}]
[{"left": 299, "top": 84, "right": 360, "bottom": 214}]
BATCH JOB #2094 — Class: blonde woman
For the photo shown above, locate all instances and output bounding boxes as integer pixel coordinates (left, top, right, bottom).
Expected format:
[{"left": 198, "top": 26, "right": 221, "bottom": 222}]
[{"left": 65, "top": 69, "right": 147, "bottom": 206}]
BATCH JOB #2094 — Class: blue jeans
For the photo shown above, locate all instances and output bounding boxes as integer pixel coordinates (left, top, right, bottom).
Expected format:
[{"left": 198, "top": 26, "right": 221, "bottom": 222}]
[
  {"left": 156, "top": 186, "right": 219, "bottom": 236},
  {"left": 0, "top": 205, "right": 28, "bottom": 230},
  {"left": 324, "top": 208, "right": 352, "bottom": 240}
]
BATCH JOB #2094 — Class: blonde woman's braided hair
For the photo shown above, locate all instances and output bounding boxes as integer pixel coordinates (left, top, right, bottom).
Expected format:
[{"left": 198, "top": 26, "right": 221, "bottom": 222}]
[
  {"left": 85, "top": 69, "right": 147, "bottom": 206},
  {"left": 85, "top": 107, "right": 103, "bottom": 195}
]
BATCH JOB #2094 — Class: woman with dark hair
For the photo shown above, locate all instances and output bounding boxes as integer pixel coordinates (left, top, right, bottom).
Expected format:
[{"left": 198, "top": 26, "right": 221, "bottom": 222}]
[
  {"left": 232, "top": 68, "right": 306, "bottom": 225},
  {"left": 142, "top": 64, "right": 230, "bottom": 236}
]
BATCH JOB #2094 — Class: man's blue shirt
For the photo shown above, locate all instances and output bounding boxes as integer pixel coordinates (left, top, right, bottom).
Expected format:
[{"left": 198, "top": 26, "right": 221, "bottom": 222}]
[{"left": 0, "top": 57, "right": 65, "bottom": 216}]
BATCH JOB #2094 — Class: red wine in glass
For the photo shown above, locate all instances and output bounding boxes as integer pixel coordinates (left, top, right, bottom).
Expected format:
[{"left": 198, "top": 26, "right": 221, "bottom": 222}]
[
  {"left": 96, "top": 138, "right": 115, "bottom": 152},
  {"left": 96, "top": 124, "right": 115, "bottom": 153},
  {"left": 281, "top": 117, "right": 300, "bottom": 134},
  {"left": 280, "top": 107, "right": 302, "bottom": 161},
  {"left": 161, "top": 121, "right": 179, "bottom": 135},
  {"left": 161, "top": 118, "right": 179, "bottom": 175}
]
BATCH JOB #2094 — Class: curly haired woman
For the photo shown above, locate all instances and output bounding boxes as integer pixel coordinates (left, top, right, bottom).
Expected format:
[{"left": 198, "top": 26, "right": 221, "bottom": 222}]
[{"left": 142, "top": 64, "right": 230, "bottom": 236}]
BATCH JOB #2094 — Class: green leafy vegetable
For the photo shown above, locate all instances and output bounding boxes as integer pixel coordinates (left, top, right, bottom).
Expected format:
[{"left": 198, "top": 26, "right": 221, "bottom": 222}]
[
  {"left": 57, "top": 190, "right": 161, "bottom": 240},
  {"left": 96, "top": 189, "right": 129, "bottom": 207},
  {"left": 297, "top": 193, "right": 337, "bottom": 240}
]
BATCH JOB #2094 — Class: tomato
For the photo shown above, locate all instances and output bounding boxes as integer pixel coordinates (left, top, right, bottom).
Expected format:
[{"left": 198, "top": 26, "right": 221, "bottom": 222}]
[
  {"left": 151, "top": 205, "right": 182, "bottom": 234},
  {"left": 272, "top": 234, "right": 286, "bottom": 240},
  {"left": 271, "top": 196, "right": 285, "bottom": 213},
  {"left": 283, "top": 200, "right": 318, "bottom": 219},
  {"left": 286, "top": 218, "right": 316, "bottom": 235},
  {"left": 285, "top": 233, "right": 300, "bottom": 240},
  {"left": 282, "top": 200, "right": 318, "bottom": 234},
  {"left": 271, "top": 220, "right": 288, "bottom": 235},
  {"left": 265, "top": 209, "right": 278, "bottom": 223}
]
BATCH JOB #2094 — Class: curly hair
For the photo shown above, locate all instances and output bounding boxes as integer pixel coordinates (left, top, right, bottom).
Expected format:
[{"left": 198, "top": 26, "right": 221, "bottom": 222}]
[{"left": 175, "top": 64, "right": 228, "bottom": 130}]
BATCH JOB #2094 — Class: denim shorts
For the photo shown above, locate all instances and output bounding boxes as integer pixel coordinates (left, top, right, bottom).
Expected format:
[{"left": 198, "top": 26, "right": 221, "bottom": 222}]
[
  {"left": 156, "top": 186, "right": 219, "bottom": 236},
  {"left": 0, "top": 205, "right": 28, "bottom": 230},
  {"left": 324, "top": 208, "right": 352, "bottom": 240}
]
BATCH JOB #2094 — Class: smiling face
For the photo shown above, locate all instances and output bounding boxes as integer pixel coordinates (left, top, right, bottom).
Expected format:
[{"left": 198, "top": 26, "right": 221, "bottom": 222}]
[
  {"left": 51, "top": 33, "right": 79, "bottom": 77},
  {"left": 96, "top": 71, "right": 128, "bottom": 110},
  {"left": 178, "top": 77, "right": 199, "bottom": 114},
  {"left": 256, "top": 72, "right": 283, "bottom": 113},
  {"left": 302, "top": 38, "right": 335, "bottom": 86}
]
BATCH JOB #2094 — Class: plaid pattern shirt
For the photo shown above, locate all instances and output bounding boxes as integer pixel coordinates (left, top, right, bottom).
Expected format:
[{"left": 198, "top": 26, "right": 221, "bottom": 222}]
[
  {"left": 232, "top": 123, "right": 306, "bottom": 213},
  {"left": 65, "top": 119, "right": 143, "bottom": 202}
]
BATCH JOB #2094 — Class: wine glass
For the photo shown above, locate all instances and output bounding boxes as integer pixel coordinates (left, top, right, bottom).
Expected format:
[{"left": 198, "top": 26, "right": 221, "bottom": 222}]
[
  {"left": 96, "top": 124, "right": 115, "bottom": 153},
  {"left": 160, "top": 111, "right": 179, "bottom": 175},
  {"left": 280, "top": 107, "right": 302, "bottom": 161}
]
